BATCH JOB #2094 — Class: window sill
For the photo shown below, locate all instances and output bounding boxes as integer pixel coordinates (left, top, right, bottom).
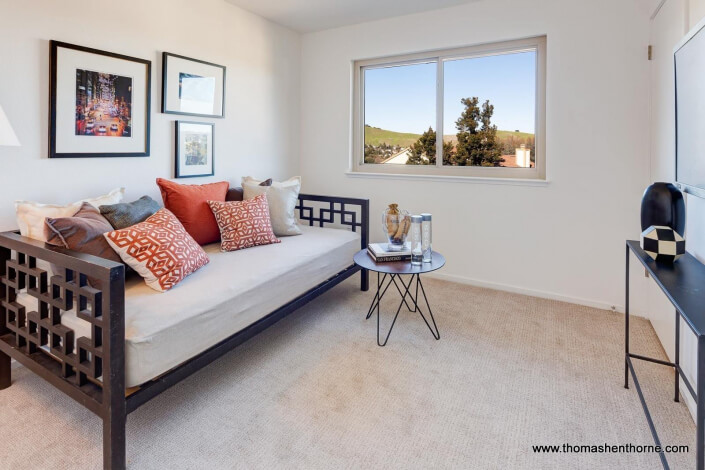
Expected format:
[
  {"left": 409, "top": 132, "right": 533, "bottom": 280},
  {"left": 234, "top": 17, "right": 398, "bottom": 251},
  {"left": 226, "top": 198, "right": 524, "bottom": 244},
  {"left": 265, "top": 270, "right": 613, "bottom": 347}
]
[{"left": 345, "top": 171, "right": 550, "bottom": 187}]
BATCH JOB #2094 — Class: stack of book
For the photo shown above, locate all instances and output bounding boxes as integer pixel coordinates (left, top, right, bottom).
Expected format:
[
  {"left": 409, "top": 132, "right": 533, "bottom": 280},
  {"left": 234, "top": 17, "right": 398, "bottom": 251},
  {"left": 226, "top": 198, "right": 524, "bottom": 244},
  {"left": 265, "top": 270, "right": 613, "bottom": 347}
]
[{"left": 367, "top": 242, "right": 411, "bottom": 263}]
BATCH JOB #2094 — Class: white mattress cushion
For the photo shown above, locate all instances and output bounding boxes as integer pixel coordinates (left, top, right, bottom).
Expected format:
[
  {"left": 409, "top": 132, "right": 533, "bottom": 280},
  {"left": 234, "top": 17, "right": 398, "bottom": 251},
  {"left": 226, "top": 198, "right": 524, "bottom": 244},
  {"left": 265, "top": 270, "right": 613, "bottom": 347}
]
[{"left": 56, "top": 225, "right": 360, "bottom": 387}]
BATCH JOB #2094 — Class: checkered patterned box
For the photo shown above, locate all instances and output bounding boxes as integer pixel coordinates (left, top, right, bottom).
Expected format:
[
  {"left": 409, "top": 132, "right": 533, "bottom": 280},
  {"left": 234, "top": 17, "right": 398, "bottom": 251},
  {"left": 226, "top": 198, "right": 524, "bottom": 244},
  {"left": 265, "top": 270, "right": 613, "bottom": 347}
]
[{"left": 640, "top": 225, "right": 685, "bottom": 264}]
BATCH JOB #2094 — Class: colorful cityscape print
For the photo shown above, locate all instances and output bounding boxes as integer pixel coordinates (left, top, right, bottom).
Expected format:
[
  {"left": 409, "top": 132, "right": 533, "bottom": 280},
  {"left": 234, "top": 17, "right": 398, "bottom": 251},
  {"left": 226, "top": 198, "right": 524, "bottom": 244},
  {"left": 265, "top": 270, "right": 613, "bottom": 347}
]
[{"left": 75, "top": 69, "right": 132, "bottom": 137}]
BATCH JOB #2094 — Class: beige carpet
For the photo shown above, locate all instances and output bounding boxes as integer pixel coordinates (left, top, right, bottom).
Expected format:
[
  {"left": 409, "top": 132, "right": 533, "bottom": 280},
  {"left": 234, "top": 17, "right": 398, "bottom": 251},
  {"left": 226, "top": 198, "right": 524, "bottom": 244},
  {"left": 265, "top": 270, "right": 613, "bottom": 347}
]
[{"left": 0, "top": 276, "right": 696, "bottom": 469}]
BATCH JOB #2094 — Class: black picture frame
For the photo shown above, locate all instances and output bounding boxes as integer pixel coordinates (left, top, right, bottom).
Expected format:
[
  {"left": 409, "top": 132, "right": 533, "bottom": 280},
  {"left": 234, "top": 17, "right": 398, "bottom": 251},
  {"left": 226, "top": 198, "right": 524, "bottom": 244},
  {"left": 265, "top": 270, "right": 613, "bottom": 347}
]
[
  {"left": 161, "top": 52, "right": 226, "bottom": 118},
  {"left": 175, "top": 121, "right": 215, "bottom": 178},
  {"left": 49, "top": 40, "right": 151, "bottom": 158}
]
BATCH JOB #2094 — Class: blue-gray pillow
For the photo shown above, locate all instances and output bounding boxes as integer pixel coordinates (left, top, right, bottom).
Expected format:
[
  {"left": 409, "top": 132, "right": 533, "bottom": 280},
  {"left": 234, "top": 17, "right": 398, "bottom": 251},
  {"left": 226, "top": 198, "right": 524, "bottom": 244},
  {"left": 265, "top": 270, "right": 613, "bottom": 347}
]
[{"left": 99, "top": 196, "right": 161, "bottom": 229}]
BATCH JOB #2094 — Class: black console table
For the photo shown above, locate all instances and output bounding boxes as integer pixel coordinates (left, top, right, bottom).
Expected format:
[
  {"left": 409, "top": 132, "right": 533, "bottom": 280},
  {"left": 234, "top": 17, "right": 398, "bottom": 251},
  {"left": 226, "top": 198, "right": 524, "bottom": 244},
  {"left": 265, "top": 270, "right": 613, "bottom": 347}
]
[{"left": 625, "top": 240, "right": 705, "bottom": 470}]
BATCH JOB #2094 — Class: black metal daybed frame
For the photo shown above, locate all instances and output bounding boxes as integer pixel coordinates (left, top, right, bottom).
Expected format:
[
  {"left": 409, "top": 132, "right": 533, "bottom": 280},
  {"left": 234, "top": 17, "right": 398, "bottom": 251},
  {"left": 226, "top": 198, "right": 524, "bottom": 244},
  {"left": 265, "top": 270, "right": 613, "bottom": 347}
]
[{"left": 0, "top": 193, "right": 369, "bottom": 469}]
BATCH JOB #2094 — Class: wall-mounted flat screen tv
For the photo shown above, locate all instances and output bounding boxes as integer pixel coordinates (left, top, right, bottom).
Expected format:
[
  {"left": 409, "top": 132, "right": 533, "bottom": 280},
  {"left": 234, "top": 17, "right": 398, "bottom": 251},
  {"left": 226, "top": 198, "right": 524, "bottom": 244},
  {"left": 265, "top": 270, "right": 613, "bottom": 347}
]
[{"left": 675, "top": 19, "right": 705, "bottom": 198}]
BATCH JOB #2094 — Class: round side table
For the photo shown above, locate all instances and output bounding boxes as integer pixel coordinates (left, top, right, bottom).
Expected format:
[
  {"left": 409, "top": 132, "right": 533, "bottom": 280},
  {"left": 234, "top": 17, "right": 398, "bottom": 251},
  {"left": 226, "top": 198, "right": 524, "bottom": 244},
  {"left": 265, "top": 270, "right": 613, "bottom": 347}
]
[{"left": 353, "top": 249, "right": 446, "bottom": 346}]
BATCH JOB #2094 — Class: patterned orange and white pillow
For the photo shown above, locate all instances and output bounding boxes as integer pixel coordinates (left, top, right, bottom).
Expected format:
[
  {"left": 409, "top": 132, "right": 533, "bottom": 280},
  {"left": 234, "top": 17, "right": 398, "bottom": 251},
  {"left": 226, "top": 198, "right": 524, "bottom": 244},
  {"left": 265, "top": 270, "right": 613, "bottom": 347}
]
[
  {"left": 104, "top": 208, "right": 209, "bottom": 292},
  {"left": 208, "top": 194, "right": 280, "bottom": 252}
]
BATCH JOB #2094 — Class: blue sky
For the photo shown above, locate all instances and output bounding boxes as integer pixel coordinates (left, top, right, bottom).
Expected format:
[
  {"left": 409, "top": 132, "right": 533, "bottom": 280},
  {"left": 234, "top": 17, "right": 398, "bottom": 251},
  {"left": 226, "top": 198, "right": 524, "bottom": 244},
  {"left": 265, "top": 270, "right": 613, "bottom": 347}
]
[{"left": 364, "top": 50, "right": 536, "bottom": 135}]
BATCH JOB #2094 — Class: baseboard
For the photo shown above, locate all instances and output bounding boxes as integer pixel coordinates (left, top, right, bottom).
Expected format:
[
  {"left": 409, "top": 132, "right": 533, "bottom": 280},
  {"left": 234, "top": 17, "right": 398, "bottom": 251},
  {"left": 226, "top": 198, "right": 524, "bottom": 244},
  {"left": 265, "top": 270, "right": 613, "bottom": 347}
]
[
  {"left": 425, "top": 271, "right": 642, "bottom": 317},
  {"left": 680, "top": 382, "right": 697, "bottom": 424}
]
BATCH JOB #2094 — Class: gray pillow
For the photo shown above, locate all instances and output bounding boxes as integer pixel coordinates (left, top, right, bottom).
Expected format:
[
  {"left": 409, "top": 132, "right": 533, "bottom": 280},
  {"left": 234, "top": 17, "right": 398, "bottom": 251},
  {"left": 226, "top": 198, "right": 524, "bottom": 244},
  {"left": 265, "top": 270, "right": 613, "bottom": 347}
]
[{"left": 99, "top": 196, "right": 161, "bottom": 229}]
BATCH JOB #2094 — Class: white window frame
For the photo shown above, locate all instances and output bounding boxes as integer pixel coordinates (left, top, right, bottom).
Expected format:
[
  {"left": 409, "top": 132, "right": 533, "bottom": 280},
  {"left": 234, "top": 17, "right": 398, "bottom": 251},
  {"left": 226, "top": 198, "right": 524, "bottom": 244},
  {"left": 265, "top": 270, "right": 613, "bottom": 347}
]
[{"left": 351, "top": 36, "right": 547, "bottom": 181}]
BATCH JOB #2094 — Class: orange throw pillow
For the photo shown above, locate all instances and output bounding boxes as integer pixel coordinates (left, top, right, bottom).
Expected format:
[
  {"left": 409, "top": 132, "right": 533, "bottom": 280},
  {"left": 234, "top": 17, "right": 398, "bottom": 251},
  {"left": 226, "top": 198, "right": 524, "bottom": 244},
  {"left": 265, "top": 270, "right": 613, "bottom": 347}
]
[
  {"left": 208, "top": 195, "right": 280, "bottom": 252},
  {"left": 156, "top": 178, "right": 229, "bottom": 245},
  {"left": 104, "top": 208, "right": 209, "bottom": 292}
]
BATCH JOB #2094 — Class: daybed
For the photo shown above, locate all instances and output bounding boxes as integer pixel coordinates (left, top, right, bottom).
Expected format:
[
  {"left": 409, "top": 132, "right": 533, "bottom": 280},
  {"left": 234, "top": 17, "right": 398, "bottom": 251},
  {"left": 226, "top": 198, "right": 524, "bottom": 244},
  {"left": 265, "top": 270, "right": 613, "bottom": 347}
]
[{"left": 0, "top": 189, "right": 369, "bottom": 469}]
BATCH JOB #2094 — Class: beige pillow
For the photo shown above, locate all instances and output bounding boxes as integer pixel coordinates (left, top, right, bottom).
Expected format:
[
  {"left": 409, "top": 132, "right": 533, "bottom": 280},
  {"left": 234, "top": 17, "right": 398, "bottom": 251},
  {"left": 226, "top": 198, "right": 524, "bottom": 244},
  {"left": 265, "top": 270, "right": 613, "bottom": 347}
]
[
  {"left": 15, "top": 187, "right": 125, "bottom": 241},
  {"left": 242, "top": 176, "right": 301, "bottom": 236}
]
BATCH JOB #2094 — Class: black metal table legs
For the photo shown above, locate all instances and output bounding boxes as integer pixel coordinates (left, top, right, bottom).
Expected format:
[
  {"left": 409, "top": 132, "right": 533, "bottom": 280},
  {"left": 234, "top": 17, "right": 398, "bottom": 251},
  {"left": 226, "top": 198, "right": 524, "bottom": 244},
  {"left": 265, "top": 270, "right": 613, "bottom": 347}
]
[
  {"left": 698, "top": 337, "right": 705, "bottom": 470},
  {"left": 625, "top": 244, "right": 704, "bottom": 470},
  {"left": 366, "top": 271, "right": 440, "bottom": 347},
  {"left": 625, "top": 245, "right": 630, "bottom": 390}
]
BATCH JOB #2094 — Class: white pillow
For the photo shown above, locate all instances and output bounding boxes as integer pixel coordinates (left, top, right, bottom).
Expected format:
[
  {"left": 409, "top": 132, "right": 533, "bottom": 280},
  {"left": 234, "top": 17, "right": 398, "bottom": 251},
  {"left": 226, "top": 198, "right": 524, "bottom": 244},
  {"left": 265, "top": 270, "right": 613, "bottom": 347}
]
[
  {"left": 15, "top": 187, "right": 125, "bottom": 242},
  {"left": 242, "top": 177, "right": 301, "bottom": 236}
]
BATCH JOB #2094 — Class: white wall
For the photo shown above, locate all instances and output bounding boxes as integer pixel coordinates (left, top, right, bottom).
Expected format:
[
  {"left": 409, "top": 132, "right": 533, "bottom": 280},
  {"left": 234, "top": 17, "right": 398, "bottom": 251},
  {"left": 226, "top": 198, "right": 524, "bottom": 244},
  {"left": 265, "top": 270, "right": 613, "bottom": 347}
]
[
  {"left": 649, "top": 0, "right": 705, "bottom": 422},
  {"left": 300, "top": 0, "right": 652, "bottom": 311},
  {"left": 0, "top": 0, "right": 300, "bottom": 231}
]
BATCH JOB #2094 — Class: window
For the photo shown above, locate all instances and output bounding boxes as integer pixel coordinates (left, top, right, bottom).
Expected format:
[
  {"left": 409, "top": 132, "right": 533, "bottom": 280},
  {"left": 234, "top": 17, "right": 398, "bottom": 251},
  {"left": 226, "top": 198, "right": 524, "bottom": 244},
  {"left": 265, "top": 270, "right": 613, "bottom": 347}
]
[{"left": 352, "top": 36, "right": 546, "bottom": 180}]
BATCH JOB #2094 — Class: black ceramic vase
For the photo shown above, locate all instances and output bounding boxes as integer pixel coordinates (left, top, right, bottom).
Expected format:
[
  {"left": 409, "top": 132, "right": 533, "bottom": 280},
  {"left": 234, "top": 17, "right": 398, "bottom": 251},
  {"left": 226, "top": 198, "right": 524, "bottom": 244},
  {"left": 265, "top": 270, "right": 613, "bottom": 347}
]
[{"left": 640, "top": 182, "right": 686, "bottom": 236}]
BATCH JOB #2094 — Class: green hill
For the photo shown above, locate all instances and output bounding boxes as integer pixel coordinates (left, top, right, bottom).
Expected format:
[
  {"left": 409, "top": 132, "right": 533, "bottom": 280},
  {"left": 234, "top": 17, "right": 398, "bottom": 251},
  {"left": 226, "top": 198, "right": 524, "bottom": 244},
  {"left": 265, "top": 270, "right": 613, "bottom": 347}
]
[
  {"left": 364, "top": 125, "right": 533, "bottom": 147},
  {"left": 496, "top": 129, "right": 533, "bottom": 139},
  {"left": 364, "top": 126, "right": 422, "bottom": 147}
]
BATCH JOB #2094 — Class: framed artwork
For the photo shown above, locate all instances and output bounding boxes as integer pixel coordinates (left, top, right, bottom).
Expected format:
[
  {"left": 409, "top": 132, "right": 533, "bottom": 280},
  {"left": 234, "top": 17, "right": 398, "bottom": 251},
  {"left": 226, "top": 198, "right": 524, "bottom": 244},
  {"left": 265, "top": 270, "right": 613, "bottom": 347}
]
[
  {"left": 49, "top": 40, "right": 151, "bottom": 158},
  {"left": 162, "top": 52, "right": 226, "bottom": 118},
  {"left": 175, "top": 121, "right": 214, "bottom": 178}
]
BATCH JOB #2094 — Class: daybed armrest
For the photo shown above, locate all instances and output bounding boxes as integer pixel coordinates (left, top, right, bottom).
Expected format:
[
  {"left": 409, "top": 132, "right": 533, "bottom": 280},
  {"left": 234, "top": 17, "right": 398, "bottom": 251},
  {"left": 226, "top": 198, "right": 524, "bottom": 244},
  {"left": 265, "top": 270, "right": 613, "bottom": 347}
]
[
  {"left": 0, "top": 230, "right": 125, "bottom": 412},
  {"left": 296, "top": 193, "right": 369, "bottom": 291},
  {"left": 296, "top": 193, "right": 369, "bottom": 249},
  {"left": 226, "top": 187, "right": 369, "bottom": 248}
]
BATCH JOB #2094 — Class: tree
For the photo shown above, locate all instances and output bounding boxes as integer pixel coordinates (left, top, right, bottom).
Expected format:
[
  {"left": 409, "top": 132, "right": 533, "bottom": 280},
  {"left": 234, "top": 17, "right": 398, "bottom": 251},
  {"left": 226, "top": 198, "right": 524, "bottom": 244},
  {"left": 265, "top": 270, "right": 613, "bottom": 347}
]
[
  {"left": 365, "top": 142, "right": 402, "bottom": 163},
  {"left": 498, "top": 133, "right": 535, "bottom": 158},
  {"left": 406, "top": 127, "right": 454, "bottom": 165},
  {"left": 453, "top": 97, "right": 504, "bottom": 167}
]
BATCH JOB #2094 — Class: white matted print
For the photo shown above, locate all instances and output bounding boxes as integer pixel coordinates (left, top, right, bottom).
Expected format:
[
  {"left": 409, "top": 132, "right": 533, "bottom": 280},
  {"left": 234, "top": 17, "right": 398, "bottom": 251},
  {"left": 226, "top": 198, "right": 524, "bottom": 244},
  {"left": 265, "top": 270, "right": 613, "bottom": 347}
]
[
  {"left": 175, "top": 121, "right": 214, "bottom": 178},
  {"left": 50, "top": 41, "right": 151, "bottom": 158},
  {"left": 162, "top": 53, "right": 225, "bottom": 118}
]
